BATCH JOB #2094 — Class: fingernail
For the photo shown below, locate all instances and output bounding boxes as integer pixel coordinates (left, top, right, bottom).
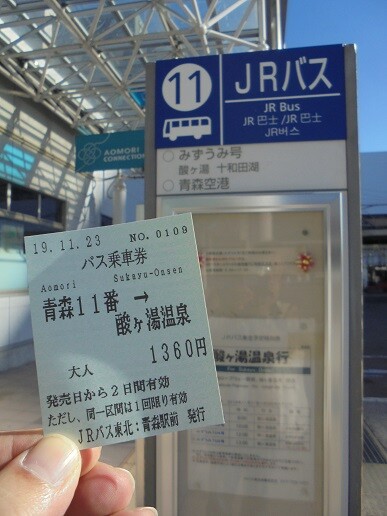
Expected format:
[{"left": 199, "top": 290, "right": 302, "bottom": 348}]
[
  {"left": 22, "top": 434, "right": 79, "bottom": 486},
  {"left": 139, "top": 508, "right": 158, "bottom": 516}
]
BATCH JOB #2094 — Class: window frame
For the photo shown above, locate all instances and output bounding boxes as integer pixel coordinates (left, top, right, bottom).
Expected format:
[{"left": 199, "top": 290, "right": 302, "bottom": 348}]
[
  {"left": 0, "top": 179, "right": 66, "bottom": 294},
  {"left": 0, "top": 178, "right": 66, "bottom": 231}
]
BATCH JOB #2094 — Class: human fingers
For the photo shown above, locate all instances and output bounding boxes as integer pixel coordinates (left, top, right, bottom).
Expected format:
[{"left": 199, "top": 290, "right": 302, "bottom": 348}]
[
  {"left": 79, "top": 445, "right": 102, "bottom": 476},
  {"left": 0, "top": 433, "right": 81, "bottom": 515},
  {"left": 66, "top": 461, "right": 136, "bottom": 515},
  {"left": 0, "top": 429, "right": 42, "bottom": 469},
  {"left": 0, "top": 429, "right": 101, "bottom": 477}
]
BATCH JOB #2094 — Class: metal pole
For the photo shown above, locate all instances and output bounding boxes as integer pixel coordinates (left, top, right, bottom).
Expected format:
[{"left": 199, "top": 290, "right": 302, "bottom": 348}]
[{"left": 112, "top": 171, "right": 127, "bottom": 224}]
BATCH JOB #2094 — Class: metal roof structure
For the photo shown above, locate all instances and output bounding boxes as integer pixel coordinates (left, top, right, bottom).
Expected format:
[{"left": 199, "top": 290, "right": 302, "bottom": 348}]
[{"left": 0, "top": 0, "right": 286, "bottom": 134}]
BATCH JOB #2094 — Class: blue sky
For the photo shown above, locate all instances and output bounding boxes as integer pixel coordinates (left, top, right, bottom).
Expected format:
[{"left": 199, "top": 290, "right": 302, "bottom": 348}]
[{"left": 285, "top": 0, "right": 387, "bottom": 153}]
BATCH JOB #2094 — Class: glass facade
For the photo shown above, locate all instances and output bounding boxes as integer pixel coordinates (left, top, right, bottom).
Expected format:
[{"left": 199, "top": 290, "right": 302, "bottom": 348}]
[
  {"left": 41, "top": 194, "right": 64, "bottom": 222},
  {"left": 363, "top": 245, "right": 387, "bottom": 292},
  {"left": 0, "top": 179, "right": 65, "bottom": 292},
  {"left": 0, "top": 181, "right": 7, "bottom": 210},
  {"left": 11, "top": 184, "right": 39, "bottom": 218}
]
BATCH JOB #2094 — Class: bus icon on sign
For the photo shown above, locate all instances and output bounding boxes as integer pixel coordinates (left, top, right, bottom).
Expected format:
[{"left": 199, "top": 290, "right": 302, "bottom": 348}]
[{"left": 163, "top": 116, "right": 212, "bottom": 141}]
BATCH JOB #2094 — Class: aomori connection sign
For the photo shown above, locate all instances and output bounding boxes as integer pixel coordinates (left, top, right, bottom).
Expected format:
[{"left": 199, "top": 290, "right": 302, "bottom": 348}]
[{"left": 76, "top": 130, "right": 144, "bottom": 172}]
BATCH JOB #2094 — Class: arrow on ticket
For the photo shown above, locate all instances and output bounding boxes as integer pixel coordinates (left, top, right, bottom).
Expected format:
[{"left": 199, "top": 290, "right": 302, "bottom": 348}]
[{"left": 134, "top": 291, "right": 149, "bottom": 302}]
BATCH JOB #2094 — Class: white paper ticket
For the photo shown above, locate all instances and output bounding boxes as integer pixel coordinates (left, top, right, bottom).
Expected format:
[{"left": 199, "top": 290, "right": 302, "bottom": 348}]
[{"left": 25, "top": 213, "right": 223, "bottom": 449}]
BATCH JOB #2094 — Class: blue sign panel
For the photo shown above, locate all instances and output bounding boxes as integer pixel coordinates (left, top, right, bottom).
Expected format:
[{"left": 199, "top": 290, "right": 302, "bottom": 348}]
[
  {"left": 76, "top": 130, "right": 144, "bottom": 172},
  {"left": 155, "top": 55, "right": 221, "bottom": 148},
  {"left": 155, "top": 45, "right": 346, "bottom": 148}
]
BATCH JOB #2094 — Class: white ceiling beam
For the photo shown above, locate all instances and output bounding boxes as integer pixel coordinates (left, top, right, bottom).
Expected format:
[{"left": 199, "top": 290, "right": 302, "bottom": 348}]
[{"left": 45, "top": 0, "right": 145, "bottom": 119}]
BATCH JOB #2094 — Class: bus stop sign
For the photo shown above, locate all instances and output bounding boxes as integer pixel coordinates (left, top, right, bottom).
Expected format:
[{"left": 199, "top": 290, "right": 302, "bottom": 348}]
[{"left": 155, "top": 45, "right": 346, "bottom": 148}]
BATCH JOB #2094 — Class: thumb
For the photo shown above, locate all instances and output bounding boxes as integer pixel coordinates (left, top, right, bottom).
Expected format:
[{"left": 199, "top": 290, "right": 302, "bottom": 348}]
[{"left": 0, "top": 434, "right": 81, "bottom": 516}]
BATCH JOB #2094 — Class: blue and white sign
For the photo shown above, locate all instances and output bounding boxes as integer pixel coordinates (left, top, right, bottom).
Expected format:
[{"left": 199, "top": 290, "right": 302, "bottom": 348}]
[
  {"left": 155, "top": 45, "right": 346, "bottom": 147},
  {"left": 76, "top": 130, "right": 145, "bottom": 172}
]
